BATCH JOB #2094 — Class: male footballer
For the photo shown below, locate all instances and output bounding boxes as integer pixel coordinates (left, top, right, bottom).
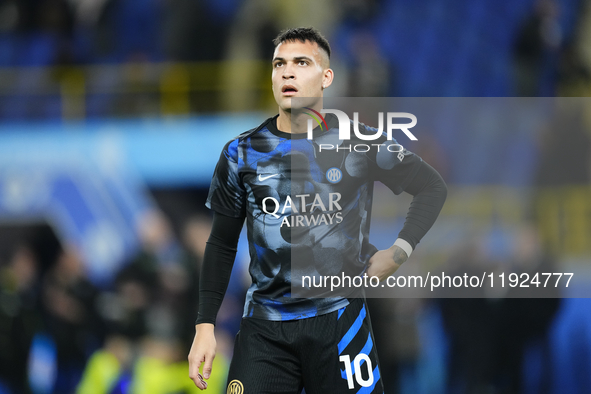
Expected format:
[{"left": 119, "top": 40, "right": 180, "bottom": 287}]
[{"left": 188, "top": 27, "right": 447, "bottom": 393}]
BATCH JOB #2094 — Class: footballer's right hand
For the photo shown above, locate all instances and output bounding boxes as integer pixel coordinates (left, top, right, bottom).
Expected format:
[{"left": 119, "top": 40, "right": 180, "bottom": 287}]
[{"left": 188, "top": 323, "right": 217, "bottom": 390}]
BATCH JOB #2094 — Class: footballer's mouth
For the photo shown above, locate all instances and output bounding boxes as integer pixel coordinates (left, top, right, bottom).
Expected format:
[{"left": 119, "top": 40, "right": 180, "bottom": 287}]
[{"left": 281, "top": 85, "right": 298, "bottom": 96}]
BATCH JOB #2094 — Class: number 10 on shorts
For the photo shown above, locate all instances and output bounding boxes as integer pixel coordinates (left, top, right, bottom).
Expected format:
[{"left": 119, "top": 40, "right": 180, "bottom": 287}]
[{"left": 339, "top": 354, "right": 374, "bottom": 389}]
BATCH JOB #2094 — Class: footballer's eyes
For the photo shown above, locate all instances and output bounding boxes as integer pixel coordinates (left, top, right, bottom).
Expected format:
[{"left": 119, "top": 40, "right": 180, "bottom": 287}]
[{"left": 273, "top": 60, "right": 308, "bottom": 68}]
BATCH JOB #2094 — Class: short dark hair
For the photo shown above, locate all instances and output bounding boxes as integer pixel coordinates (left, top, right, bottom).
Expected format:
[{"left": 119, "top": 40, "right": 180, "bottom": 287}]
[{"left": 273, "top": 27, "right": 331, "bottom": 59}]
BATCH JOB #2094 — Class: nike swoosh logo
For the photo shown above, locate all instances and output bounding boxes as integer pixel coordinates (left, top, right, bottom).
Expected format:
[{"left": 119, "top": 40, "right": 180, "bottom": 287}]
[{"left": 258, "top": 174, "right": 279, "bottom": 181}]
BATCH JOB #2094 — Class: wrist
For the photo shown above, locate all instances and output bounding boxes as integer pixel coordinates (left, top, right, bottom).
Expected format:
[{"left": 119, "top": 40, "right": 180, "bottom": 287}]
[
  {"left": 195, "top": 323, "right": 215, "bottom": 332},
  {"left": 393, "top": 238, "right": 413, "bottom": 258}
]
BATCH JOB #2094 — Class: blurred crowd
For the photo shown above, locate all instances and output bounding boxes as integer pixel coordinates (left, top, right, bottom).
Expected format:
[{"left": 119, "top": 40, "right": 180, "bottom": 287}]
[
  {"left": 0, "top": 0, "right": 589, "bottom": 109},
  {"left": 0, "top": 209, "right": 248, "bottom": 394}
]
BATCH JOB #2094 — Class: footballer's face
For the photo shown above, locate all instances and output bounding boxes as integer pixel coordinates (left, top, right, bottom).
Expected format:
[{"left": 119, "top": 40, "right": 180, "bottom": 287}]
[{"left": 271, "top": 40, "right": 333, "bottom": 112}]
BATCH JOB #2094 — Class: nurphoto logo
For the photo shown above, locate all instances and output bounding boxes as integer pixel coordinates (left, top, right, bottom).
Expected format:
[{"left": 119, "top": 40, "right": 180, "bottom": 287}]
[
  {"left": 303, "top": 107, "right": 328, "bottom": 131},
  {"left": 305, "top": 109, "right": 417, "bottom": 141}
]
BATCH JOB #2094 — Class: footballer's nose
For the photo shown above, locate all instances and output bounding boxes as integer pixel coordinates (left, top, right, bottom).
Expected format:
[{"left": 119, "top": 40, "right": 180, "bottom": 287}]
[{"left": 282, "top": 64, "right": 295, "bottom": 79}]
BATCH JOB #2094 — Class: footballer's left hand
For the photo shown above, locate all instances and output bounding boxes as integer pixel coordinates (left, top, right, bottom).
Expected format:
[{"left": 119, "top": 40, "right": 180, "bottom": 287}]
[{"left": 366, "top": 244, "right": 408, "bottom": 282}]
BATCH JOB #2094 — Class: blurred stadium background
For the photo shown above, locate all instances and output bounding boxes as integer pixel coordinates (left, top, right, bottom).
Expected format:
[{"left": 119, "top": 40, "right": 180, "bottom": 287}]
[{"left": 0, "top": 0, "right": 590, "bottom": 393}]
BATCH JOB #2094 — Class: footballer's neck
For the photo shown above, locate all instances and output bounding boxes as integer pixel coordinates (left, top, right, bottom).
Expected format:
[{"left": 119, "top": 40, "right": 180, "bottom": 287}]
[
  {"left": 277, "top": 110, "right": 295, "bottom": 134},
  {"left": 276, "top": 105, "right": 321, "bottom": 134}
]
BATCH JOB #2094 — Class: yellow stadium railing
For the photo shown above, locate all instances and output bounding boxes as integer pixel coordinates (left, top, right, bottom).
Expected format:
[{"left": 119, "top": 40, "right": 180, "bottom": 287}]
[{"left": 0, "top": 60, "right": 276, "bottom": 120}]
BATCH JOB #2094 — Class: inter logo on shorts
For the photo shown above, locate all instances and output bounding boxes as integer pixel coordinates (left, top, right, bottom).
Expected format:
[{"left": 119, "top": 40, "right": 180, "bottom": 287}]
[
  {"left": 227, "top": 380, "right": 244, "bottom": 394},
  {"left": 326, "top": 167, "right": 342, "bottom": 184}
]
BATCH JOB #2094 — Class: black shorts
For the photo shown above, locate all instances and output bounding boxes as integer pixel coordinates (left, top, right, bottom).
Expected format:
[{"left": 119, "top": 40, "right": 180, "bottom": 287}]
[{"left": 226, "top": 298, "right": 384, "bottom": 394}]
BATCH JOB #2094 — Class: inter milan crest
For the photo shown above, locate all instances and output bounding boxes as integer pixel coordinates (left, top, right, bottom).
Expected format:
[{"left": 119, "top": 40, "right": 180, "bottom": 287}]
[
  {"left": 227, "top": 380, "right": 244, "bottom": 394},
  {"left": 326, "top": 167, "right": 342, "bottom": 184}
]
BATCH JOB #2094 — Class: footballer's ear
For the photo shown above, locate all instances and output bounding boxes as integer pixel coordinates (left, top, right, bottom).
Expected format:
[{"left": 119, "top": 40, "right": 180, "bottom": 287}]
[{"left": 322, "top": 68, "right": 334, "bottom": 90}]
